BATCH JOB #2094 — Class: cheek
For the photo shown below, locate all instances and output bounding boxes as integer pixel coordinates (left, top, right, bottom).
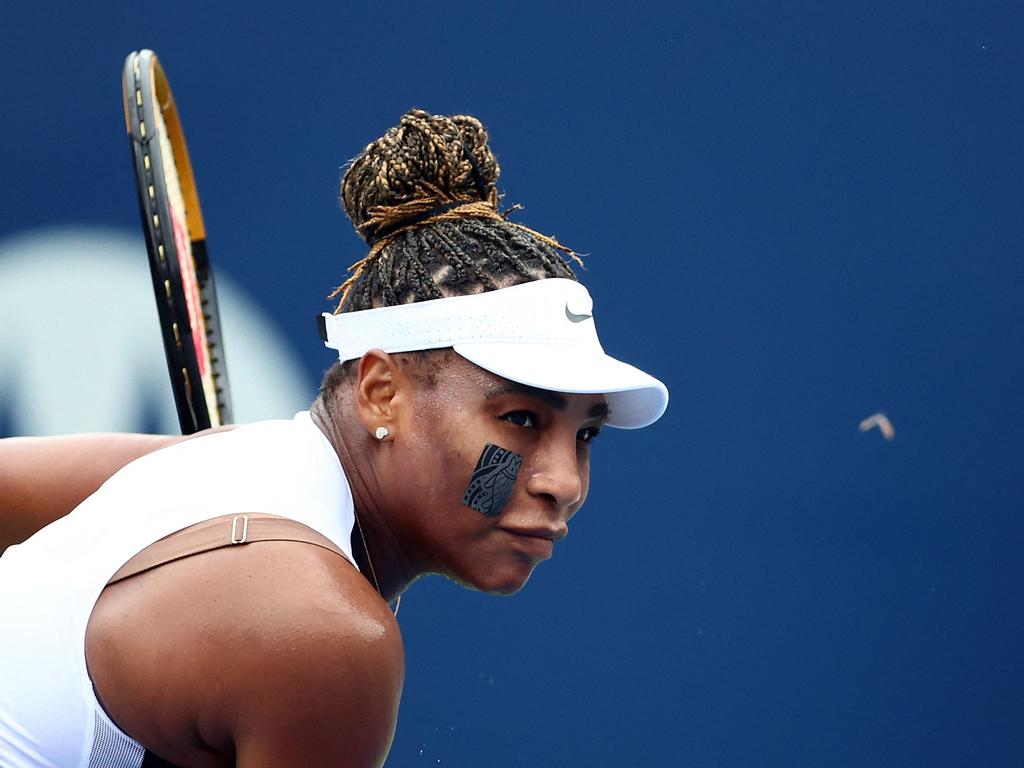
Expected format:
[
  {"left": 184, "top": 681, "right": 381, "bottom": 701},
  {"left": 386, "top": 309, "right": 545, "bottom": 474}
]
[
  {"left": 462, "top": 443, "right": 524, "bottom": 517},
  {"left": 405, "top": 415, "right": 485, "bottom": 504}
]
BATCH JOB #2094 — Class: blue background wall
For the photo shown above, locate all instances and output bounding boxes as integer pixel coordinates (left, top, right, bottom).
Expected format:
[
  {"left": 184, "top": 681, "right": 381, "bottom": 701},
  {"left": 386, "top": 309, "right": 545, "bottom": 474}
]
[{"left": 2, "top": 1, "right": 1022, "bottom": 765}]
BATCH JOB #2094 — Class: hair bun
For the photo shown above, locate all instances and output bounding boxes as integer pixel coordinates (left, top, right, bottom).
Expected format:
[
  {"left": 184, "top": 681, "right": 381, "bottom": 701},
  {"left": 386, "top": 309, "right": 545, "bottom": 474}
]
[{"left": 341, "top": 109, "right": 501, "bottom": 241}]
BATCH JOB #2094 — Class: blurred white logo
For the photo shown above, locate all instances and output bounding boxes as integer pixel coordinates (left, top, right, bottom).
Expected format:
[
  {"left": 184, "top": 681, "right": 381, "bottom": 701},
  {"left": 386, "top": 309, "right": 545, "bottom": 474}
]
[{"left": 0, "top": 228, "right": 312, "bottom": 436}]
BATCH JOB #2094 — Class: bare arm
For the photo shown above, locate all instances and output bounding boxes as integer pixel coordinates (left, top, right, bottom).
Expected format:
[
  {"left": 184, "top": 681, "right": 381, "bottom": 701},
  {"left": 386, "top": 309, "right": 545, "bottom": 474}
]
[{"left": 0, "top": 433, "right": 180, "bottom": 552}]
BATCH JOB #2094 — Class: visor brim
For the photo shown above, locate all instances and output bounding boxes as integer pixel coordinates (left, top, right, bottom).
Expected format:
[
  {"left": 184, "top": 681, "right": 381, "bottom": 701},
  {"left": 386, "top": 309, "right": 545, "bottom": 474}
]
[{"left": 454, "top": 342, "right": 669, "bottom": 429}]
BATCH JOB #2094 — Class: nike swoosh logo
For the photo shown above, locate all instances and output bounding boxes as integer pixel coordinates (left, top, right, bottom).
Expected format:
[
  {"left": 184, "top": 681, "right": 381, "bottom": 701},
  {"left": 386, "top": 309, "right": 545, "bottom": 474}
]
[{"left": 565, "top": 304, "right": 592, "bottom": 323}]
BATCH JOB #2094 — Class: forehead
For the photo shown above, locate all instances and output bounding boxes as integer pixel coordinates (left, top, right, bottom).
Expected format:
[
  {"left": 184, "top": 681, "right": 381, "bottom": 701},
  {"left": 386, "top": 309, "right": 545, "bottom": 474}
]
[{"left": 425, "top": 354, "right": 608, "bottom": 418}]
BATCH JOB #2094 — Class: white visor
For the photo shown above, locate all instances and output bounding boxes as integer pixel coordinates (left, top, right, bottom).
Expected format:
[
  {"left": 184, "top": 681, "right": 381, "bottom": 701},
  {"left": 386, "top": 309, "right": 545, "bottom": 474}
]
[{"left": 319, "top": 278, "right": 668, "bottom": 428}]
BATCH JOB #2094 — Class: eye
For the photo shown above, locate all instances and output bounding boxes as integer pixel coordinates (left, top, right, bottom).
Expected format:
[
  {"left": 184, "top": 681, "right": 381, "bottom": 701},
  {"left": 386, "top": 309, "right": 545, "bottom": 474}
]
[
  {"left": 502, "top": 411, "right": 537, "bottom": 428},
  {"left": 577, "top": 426, "right": 602, "bottom": 444}
]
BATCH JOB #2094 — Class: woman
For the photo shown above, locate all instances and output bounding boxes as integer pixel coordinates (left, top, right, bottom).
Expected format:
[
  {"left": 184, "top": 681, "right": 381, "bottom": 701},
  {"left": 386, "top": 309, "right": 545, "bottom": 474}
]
[{"left": 0, "top": 110, "right": 667, "bottom": 767}]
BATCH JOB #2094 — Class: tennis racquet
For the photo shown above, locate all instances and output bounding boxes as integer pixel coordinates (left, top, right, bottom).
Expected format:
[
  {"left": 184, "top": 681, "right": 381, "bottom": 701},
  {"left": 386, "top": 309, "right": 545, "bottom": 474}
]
[{"left": 122, "top": 50, "right": 232, "bottom": 434}]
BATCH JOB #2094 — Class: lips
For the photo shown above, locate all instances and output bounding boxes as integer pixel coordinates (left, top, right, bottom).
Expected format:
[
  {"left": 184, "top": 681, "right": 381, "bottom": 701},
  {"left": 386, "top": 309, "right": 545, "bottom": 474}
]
[
  {"left": 501, "top": 525, "right": 567, "bottom": 541},
  {"left": 501, "top": 528, "right": 558, "bottom": 560}
]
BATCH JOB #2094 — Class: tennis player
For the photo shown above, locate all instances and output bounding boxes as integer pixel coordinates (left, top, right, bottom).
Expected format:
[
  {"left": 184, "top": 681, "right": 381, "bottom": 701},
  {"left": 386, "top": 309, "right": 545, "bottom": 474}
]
[{"left": 0, "top": 110, "right": 668, "bottom": 767}]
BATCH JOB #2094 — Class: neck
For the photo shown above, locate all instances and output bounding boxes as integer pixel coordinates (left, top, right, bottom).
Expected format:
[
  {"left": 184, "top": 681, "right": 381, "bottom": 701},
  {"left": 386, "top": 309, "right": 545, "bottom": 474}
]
[{"left": 310, "top": 397, "right": 417, "bottom": 603}]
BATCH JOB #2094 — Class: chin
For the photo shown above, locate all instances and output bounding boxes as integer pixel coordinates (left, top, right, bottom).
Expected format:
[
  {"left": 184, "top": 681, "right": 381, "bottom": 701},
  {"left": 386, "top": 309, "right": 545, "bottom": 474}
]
[{"left": 458, "top": 560, "right": 539, "bottom": 595}]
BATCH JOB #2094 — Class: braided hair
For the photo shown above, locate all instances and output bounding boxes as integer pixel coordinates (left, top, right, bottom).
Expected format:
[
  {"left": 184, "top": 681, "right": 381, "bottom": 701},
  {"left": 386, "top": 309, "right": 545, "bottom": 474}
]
[
  {"left": 321, "top": 109, "right": 581, "bottom": 394},
  {"left": 331, "top": 108, "right": 579, "bottom": 311}
]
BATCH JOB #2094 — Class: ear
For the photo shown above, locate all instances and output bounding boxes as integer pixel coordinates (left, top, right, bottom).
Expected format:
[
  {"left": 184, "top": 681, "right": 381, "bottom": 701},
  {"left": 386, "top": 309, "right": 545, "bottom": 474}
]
[{"left": 354, "top": 349, "right": 409, "bottom": 439}]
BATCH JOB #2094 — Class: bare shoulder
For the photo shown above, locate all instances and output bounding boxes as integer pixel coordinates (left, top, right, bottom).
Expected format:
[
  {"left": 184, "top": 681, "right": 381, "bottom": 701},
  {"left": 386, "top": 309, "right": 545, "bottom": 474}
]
[{"left": 87, "top": 538, "right": 403, "bottom": 768}]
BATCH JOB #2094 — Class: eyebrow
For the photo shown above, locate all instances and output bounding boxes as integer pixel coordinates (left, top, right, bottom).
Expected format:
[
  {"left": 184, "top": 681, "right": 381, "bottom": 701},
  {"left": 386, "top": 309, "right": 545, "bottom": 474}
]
[{"left": 485, "top": 382, "right": 610, "bottom": 420}]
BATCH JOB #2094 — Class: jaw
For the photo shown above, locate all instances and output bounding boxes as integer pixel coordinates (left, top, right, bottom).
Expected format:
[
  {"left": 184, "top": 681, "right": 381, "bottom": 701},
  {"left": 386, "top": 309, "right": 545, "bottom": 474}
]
[{"left": 444, "top": 542, "right": 545, "bottom": 595}]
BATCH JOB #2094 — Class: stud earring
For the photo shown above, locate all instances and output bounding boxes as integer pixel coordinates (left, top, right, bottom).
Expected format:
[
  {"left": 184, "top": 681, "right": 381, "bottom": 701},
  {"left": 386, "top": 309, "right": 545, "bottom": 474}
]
[{"left": 374, "top": 426, "right": 390, "bottom": 440}]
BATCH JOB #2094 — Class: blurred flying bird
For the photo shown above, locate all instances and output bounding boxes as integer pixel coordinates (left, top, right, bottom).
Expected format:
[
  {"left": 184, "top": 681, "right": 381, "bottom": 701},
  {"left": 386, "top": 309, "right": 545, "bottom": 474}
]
[{"left": 859, "top": 412, "right": 895, "bottom": 441}]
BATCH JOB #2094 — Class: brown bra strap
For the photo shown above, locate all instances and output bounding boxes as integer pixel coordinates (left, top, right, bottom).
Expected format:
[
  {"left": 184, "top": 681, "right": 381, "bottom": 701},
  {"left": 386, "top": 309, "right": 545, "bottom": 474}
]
[{"left": 108, "top": 513, "right": 353, "bottom": 585}]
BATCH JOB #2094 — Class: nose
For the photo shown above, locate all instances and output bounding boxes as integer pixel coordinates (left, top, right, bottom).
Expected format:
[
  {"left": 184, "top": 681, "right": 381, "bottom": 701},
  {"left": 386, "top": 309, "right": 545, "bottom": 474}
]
[{"left": 524, "top": 436, "right": 584, "bottom": 512}]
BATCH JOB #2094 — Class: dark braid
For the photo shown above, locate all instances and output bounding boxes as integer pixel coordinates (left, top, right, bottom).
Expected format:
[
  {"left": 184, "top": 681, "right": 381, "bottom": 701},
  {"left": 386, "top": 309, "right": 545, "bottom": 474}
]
[
  {"left": 319, "top": 109, "right": 582, "bottom": 401},
  {"left": 330, "top": 108, "right": 580, "bottom": 313}
]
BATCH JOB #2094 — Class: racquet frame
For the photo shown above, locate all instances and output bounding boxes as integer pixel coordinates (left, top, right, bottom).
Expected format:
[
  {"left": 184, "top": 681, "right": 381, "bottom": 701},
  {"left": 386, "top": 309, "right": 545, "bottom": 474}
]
[{"left": 122, "top": 50, "right": 232, "bottom": 434}]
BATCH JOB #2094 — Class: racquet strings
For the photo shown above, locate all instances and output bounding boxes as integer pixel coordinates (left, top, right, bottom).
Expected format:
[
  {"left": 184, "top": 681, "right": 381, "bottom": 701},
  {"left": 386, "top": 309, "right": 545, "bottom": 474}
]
[{"left": 153, "top": 103, "right": 221, "bottom": 426}]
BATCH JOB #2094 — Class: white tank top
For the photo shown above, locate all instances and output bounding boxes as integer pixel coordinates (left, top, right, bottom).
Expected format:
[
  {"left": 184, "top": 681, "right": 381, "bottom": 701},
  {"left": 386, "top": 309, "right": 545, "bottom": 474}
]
[{"left": 0, "top": 412, "right": 358, "bottom": 767}]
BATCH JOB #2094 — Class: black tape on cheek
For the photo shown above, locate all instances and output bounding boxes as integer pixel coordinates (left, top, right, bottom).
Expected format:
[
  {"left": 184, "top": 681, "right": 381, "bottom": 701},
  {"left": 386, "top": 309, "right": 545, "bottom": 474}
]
[{"left": 462, "top": 443, "right": 524, "bottom": 517}]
